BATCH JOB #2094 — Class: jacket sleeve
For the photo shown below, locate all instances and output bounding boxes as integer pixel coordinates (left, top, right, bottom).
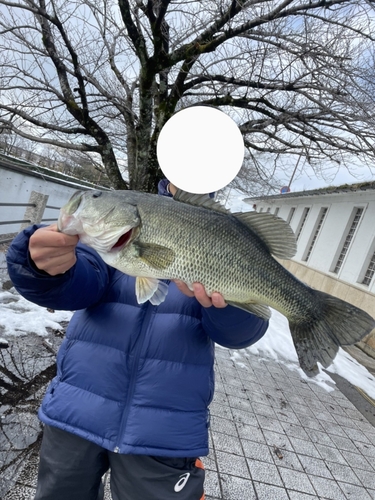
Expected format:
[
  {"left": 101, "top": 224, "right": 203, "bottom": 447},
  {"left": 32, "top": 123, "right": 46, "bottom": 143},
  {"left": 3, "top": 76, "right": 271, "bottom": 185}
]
[
  {"left": 6, "top": 224, "right": 113, "bottom": 311},
  {"left": 201, "top": 304, "right": 268, "bottom": 349}
]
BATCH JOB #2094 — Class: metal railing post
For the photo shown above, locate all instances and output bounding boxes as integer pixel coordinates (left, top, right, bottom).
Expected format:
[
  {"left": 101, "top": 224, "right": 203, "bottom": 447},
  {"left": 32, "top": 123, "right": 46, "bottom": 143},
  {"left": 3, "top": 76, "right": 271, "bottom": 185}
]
[{"left": 20, "top": 191, "right": 49, "bottom": 229}]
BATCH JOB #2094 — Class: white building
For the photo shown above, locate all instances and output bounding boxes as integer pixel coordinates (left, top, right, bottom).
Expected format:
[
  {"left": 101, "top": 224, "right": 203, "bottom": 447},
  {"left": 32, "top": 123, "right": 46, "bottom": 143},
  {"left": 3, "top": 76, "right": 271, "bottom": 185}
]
[{"left": 246, "top": 182, "right": 375, "bottom": 338}]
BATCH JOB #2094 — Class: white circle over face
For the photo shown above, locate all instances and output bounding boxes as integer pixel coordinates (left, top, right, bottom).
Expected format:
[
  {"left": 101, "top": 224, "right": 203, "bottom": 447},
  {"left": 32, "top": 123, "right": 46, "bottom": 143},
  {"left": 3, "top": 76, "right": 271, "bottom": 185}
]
[{"left": 157, "top": 106, "right": 244, "bottom": 194}]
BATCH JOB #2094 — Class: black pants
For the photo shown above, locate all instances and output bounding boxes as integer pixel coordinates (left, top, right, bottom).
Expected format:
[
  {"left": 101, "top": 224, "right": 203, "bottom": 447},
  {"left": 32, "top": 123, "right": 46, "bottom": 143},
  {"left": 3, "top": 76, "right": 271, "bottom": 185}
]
[{"left": 34, "top": 425, "right": 205, "bottom": 500}]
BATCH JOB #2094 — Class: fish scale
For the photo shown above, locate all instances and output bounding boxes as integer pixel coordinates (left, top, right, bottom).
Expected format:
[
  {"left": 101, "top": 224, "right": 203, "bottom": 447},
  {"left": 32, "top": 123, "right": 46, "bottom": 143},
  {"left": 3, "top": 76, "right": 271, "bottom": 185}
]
[{"left": 58, "top": 189, "right": 375, "bottom": 377}]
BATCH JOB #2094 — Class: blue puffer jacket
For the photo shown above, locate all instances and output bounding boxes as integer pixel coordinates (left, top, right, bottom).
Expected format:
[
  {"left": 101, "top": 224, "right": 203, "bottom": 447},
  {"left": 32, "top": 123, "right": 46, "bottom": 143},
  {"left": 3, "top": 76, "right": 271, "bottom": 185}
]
[{"left": 7, "top": 225, "right": 268, "bottom": 457}]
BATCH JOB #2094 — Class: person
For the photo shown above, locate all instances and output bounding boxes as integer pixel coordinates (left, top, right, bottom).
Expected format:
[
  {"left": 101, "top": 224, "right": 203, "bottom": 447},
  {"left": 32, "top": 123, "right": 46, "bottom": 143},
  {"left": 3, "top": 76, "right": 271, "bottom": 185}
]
[{"left": 6, "top": 181, "right": 269, "bottom": 500}]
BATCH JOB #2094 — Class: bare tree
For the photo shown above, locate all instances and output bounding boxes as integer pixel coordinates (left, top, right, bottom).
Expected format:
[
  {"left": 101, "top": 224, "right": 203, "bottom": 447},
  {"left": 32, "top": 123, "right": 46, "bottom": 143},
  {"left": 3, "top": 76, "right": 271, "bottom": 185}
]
[{"left": 0, "top": 0, "right": 375, "bottom": 192}]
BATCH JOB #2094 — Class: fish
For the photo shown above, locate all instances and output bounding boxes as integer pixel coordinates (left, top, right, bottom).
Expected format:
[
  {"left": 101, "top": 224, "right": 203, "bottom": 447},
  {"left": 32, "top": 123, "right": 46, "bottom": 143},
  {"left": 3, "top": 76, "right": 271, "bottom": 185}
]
[{"left": 57, "top": 189, "right": 375, "bottom": 377}]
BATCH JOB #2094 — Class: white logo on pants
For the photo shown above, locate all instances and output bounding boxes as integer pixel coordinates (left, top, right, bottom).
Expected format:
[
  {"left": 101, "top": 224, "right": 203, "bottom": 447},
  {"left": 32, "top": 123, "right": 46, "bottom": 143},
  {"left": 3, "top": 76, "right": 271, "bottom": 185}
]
[{"left": 174, "top": 472, "right": 191, "bottom": 492}]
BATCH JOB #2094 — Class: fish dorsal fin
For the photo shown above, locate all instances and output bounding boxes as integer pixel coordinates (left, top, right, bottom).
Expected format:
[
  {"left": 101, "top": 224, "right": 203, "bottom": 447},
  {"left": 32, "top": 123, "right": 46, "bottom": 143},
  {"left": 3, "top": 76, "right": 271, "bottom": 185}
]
[
  {"left": 174, "top": 189, "right": 230, "bottom": 214},
  {"left": 233, "top": 211, "right": 297, "bottom": 259}
]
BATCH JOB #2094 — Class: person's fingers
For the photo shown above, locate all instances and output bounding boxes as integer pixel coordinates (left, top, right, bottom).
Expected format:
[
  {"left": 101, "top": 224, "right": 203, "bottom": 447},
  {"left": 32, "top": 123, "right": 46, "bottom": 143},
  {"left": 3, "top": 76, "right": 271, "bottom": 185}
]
[
  {"left": 174, "top": 281, "right": 228, "bottom": 308},
  {"left": 192, "top": 283, "right": 212, "bottom": 307},
  {"left": 29, "top": 224, "right": 79, "bottom": 275},
  {"left": 36, "top": 253, "right": 77, "bottom": 276},
  {"left": 210, "top": 292, "right": 228, "bottom": 308},
  {"left": 29, "top": 224, "right": 79, "bottom": 250},
  {"left": 174, "top": 280, "right": 195, "bottom": 297}
]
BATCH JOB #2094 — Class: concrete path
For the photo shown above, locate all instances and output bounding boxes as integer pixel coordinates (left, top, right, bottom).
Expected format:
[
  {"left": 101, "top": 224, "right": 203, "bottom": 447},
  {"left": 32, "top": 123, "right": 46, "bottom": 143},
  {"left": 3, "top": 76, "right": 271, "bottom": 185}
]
[{"left": 3, "top": 346, "right": 375, "bottom": 500}]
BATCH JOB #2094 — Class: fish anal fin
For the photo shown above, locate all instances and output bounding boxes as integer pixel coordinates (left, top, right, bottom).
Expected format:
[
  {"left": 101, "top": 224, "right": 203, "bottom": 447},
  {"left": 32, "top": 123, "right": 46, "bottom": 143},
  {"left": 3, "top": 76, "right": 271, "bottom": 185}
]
[
  {"left": 135, "top": 277, "right": 169, "bottom": 305},
  {"left": 135, "top": 242, "right": 175, "bottom": 270},
  {"left": 227, "top": 301, "right": 271, "bottom": 321},
  {"left": 233, "top": 211, "right": 297, "bottom": 260}
]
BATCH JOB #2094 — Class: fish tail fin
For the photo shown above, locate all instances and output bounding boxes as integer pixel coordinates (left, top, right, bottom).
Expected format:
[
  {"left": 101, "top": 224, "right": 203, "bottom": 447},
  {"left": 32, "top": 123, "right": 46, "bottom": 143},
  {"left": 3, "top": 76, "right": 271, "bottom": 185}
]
[{"left": 289, "top": 291, "right": 375, "bottom": 377}]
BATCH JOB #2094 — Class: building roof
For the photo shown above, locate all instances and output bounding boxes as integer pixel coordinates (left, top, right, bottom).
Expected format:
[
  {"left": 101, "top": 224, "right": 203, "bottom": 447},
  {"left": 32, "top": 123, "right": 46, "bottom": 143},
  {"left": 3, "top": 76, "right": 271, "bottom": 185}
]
[{"left": 245, "top": 180, "right": 375, "bottom": 202}]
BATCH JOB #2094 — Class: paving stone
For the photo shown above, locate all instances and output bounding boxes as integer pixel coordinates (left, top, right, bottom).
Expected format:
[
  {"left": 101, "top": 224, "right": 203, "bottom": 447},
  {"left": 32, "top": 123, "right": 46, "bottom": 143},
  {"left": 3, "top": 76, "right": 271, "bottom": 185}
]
[
  {"left": 241, "top": 439, "right": 274, "bottom": 464},
  {"left": 288, "top": 492, "right": 319, "bottom": 500},
  {"left": 343, "top": 426, "right": 372, "bottom": 444},
  {"left": 278, "top": 467, "right": 315, "bottom": 495},
  {"left": 204, "top": 469, "right": 222, "bottom": 499},
  {"left": 256, "top": 414, "right": 285, "bottom": 434},
  {"left": 321, "top": 420, "right": 349, "bottom": 438},
  {"left": 209, "top": 402, "right": 233, "bottom": 420},
  {"left": 246, "top": 389, "right": 272, "bottom": 405},
  {"left": 288, "top": 435, "right": 321, "bottom": 458},
  {"left": 325, "top": 461, "right": 363, "bottom": 486},
  {"left": 247, "top": 459, "right": 283, "bottom": 487},
  {"left": 220, "top": 474, "right": 257, "bottom": 500},
  {"left": 298, "top": 455, "right": 334, "bottom": 479},
  {"left": 343, "top": 450, "right": 374, "bottom": 472},
  {"left": 251, "top": 402, "right": 277, "bottom": 418},
  {"left": 215, "top": 451, "right": 250, "bottom": 479},
  {"left": 262, "top": 429, "right": 293, "bottom": 452},
  {"left": 274, "top": 408, "right": 300, "bottom": 425},
  {"left": 227, "top": 394, "right": 253, "bottom": 412},
  {"left": 308, "top": 475, "right": 347, "bottom": 499},
  {"left": 297, "top": 414, "right": 325, "bottom": 432},
  {"left": 272, "top": 448, "right": 305, "bottom": 472},
  {"left": 236, "top": 422, "right": 266, "bottom": 444},
  {"left": 253, "top": 481, "right": 290, "bottom": 499},
  {"left": 231, "top": 407, "right": 257, "bottom": 426},
  {"left": 210, "top": 415, "right": 238, "bottom": 437},
  {"left": 353, "top": 467, "right": 375, "bottom": 489},
  {"left": 305, "top": 428, "right": 336, "bottom": 447},
  {"left": 280, "top": 421, "right": 310, "bottom": 441},
  {"left": 212, "top": 432, "right": 242, "bottom": 455},
  {"left": 337, "top": 482, "right": 374, "bottom": 500},
  {"left": 315, "top": 443, "right": 348, "bottom": 465},
  {"left": 328, "top": 433, "right": 360, "bottom": 452}
]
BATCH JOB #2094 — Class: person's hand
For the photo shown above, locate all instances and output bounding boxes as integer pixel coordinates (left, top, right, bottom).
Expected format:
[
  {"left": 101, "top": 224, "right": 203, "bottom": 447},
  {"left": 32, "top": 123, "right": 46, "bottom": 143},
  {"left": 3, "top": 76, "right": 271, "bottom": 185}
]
[
  {"left": 29, "top": 224, "right": 79, "bottom": 276},
  {"left": 174, "top": 280, "right": 227, "bottom": 308}
]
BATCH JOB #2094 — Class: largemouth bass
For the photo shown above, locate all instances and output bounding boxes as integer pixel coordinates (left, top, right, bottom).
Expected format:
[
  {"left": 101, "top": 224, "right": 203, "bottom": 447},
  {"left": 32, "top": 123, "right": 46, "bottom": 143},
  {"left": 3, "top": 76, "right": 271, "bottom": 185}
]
[{"left": 58, "top": 189, "right": 375, "bottom": 376}]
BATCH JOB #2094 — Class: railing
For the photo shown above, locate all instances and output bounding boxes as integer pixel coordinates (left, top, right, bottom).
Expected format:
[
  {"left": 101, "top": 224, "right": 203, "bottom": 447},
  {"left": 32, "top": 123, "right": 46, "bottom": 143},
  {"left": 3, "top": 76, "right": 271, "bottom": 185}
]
[
  {"left": 0, "top": 202, "right": 35, "bottom": 227},
  {"left": 0, "top": 192, "right": 60, "bottom": 244}
]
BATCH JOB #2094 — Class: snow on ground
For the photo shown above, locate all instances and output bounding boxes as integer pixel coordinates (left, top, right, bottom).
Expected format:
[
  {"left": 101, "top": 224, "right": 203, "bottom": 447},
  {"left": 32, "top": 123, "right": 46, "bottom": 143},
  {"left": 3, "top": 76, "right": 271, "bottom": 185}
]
[{"left": 0, "top": 287, "right": 73, "bottom": 337}]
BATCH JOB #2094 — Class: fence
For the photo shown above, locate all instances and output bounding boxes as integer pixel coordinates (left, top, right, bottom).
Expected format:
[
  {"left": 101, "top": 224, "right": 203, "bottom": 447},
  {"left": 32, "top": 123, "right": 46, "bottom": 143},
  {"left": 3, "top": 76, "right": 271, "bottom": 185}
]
[{"left": 0, "top": 191, "right": 60, "bottom": 244}]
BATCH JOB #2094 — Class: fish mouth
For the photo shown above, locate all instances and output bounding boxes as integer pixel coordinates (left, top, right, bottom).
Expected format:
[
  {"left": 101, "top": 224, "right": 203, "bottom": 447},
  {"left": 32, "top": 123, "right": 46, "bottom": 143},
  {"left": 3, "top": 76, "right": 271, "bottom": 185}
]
[{"left": 110, "top": 228, "right": 134, "bottom": 252}]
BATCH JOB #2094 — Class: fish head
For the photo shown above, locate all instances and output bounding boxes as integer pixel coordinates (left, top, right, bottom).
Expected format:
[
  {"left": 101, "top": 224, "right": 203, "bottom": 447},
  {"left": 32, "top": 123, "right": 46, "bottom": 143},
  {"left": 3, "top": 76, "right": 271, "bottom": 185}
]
[{"left": 58, "top": 190, "right": 140, "bottom": 253}]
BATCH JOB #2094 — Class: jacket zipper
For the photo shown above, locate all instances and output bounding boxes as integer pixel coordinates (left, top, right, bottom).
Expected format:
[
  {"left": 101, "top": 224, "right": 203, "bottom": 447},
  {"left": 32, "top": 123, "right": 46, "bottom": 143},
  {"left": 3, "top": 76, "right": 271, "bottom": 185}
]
[{"left": 114, "top": 301, "right": 154, "bottom": 453}]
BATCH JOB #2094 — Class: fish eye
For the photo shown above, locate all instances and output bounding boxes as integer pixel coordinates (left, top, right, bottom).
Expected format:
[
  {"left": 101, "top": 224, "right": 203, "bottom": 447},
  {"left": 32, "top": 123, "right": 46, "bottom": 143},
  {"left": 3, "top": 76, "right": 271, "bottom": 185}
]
[{"left": 92, "top": 191, "right": 102, "bottom": 198}]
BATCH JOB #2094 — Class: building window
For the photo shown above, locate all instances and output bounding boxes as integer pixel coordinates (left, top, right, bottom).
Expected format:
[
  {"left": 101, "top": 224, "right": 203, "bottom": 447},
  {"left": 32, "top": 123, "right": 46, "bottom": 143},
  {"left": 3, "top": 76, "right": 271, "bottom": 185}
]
[
  {"left": 296, "top": 207, "right": 310, "bottom": 241},
  {"left": 266, "top": 207, "right": 271, "bottom": 213},
  {"left": 274, "top": 207, "right": 280, "bottom": 216},
  {"left": 332, "top": 207, "right": 364, "bottom": 274},
  {"left": 303, "top": 208, "right": 328, "bottom": 262},
  {"left": 361, "top": 250, "right": 375, "bottom": 286},
  {"left": 287, "top": 207, "right": 296, "bottom": 224},
  {"left": 259, "top": 207, "right": 264, "bottom": 212}
]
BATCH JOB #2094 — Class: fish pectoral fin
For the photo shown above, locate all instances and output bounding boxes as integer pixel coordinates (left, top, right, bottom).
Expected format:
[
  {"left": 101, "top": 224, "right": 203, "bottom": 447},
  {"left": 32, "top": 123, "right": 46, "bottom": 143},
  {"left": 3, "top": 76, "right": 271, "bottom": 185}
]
[
  {"left": 134, "top": 242, "right": 175, "bottom": 270},
  {"left": 227, "top": 301, "right": 271, "bottom": 321},
  {"left": 135, "top": 277, "right": 169, "bottom": 305}
]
